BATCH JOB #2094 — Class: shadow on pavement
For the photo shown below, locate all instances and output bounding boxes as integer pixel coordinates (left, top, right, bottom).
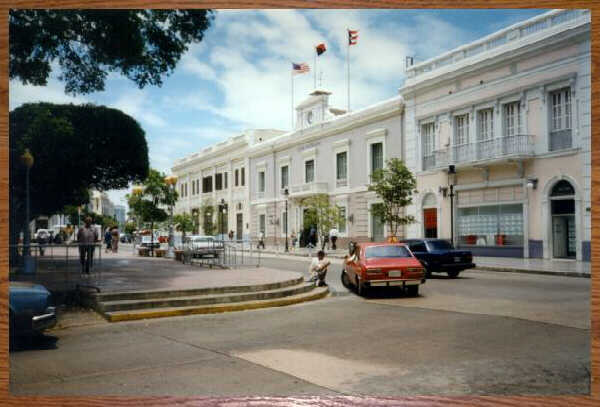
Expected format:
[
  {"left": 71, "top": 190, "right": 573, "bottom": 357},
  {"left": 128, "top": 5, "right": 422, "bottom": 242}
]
[{"left": 10, "top": 334, "right": 59, "bottom": 353}]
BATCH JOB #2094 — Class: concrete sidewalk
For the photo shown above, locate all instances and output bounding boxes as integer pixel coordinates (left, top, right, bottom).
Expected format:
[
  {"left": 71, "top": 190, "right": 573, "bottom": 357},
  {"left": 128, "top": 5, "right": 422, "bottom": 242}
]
[{"left": 257, "top": 245, "right": 591, "bottom": 278}]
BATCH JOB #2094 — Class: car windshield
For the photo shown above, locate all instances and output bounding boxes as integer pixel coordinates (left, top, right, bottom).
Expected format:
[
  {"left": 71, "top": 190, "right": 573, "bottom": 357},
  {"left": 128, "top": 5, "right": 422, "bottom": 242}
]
[
  {"left": 426, "top": 240, "right": 454, "bottom": 251},
  {"left": 365, "top": 245, "right": 411, "bottom": 258}
]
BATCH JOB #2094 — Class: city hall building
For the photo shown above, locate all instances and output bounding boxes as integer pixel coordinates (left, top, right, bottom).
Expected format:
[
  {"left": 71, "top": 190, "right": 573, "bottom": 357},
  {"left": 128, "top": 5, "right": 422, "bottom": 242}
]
[{"left": 171, "top": 9, "right": 591, "bottom": 261}]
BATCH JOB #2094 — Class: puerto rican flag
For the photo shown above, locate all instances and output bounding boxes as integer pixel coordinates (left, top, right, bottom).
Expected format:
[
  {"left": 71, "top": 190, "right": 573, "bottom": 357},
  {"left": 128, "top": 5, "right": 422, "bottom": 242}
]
[{"left": 348, "top": 29, "right": 359, "bottom": 45}]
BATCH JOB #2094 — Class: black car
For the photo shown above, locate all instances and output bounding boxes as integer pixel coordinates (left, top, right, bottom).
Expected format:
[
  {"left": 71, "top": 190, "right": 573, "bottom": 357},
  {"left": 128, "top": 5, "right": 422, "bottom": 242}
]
[{"left": 400, "top": 239, "right": 475, "bottom": 278}]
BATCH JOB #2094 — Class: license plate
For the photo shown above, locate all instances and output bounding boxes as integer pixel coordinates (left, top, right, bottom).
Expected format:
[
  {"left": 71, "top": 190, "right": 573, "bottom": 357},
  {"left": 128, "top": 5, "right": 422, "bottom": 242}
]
[
  {"left": 454, "top": 257, "right": 461, "bottom": 263},
  {"left": 388, "top": 270, "right": 402, "bottom": 277}
]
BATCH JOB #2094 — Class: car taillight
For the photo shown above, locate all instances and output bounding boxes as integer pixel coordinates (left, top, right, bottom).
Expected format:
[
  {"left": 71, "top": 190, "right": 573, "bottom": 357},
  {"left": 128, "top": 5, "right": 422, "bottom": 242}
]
[{"left": 366, "top": 268, "right": 382, "bottom": 274}]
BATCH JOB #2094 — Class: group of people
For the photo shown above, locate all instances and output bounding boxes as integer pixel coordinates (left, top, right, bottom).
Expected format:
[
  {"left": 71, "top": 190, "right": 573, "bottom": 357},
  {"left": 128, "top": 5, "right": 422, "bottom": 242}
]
[{"left": 104, "top": 227, "right": 120, "bottom": 254}]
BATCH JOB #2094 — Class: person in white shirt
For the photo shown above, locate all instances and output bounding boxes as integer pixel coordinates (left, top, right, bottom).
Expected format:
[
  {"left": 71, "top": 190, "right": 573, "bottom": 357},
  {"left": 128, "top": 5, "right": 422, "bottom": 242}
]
[
  {"left": 308, "top": 250, "right": 330, "bottom": 287},
  {"left": 329, "top": 227, "right": 339, "bottom": 250}
]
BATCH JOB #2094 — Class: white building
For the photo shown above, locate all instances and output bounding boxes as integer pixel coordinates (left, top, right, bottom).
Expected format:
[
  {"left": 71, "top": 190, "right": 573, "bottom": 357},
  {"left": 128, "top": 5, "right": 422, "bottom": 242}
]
[
  {"left": 170, "top": 9, "right": 590, "bottom": 261},
  {"left": 401, "top": 8, "right": 590, "bottom": 260},
  {"left": 88, "top": 189, "right": 115, "bottom": 218}
]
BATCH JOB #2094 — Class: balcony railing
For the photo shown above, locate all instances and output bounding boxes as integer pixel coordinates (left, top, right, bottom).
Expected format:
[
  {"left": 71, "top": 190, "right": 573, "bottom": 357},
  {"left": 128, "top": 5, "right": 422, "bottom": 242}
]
[
  {"left": 427, "top": 134, "right": 534, "bottom": 169},
  {"left": 289, "top": 182, "right": 329, "bottom": 198}
]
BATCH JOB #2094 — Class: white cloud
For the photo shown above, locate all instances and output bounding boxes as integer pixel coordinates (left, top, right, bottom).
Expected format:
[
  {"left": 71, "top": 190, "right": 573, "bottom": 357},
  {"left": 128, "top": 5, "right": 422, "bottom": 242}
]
[{"left": 9, "top": 77, "right": 89, "bottom": 110}]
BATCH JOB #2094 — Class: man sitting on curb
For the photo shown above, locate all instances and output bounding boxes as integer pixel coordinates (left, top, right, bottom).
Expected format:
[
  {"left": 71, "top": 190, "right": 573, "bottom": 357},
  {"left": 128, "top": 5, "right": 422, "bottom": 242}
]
[{"left": 308, "top": 250, "right": 330, "bottom": 287}]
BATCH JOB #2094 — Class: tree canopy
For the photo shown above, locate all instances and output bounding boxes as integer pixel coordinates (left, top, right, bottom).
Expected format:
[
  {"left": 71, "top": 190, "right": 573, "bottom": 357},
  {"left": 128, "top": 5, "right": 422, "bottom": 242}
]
[
  {"left": 10, "top": 9, "right": 214, "bottom": 95},
  {"left": 299, "top": 194, "right": 345, "bottom": 241},
  {"left": 10, "top": 102, "right": 149, "bottom": 222},
  {"left": 368, "top": 158, "right": 418, "bottom": 240}
]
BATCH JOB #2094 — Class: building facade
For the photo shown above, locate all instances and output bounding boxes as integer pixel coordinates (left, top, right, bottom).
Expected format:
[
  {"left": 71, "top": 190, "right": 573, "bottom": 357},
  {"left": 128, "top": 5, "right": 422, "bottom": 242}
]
[
  {"left": 400, "top": 8, "right": 591, "bottom": 260},
  {"left": 171, "top": 9, "right": 591, "bottom": 261},
  {"left": 172, "top": 130, "right": 285, "bottom": 240}
]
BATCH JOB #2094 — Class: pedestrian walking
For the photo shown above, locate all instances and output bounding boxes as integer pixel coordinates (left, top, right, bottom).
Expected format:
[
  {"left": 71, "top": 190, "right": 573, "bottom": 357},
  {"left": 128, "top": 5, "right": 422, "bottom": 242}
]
[
  {"left": 257, "top": 231, "right": 265, "bottom": 249},
  {"left": 104, "top": 228, "right": 112, "bottom": 253},
  {"left": 111, "top": 227, "right": 119, "bottom": 253},
  {"left": 321, "top": 232, "right": 329, "bottom": 251},
  {"left": 308, "top": 250, "right": 330, "bottom": 287},
  {"left": 228, "top": 230, "right": 234, "bottom": 241},
  {"left": 329, "top": 226, "right": 339, "bottom": 250},
  {"left": 77, "top": 217, "right": 98, "bottom": 274}
]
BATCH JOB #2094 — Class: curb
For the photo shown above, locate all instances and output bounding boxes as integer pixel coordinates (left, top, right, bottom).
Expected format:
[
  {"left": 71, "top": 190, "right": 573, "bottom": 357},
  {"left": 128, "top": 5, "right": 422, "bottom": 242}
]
[
  {"left": 474, "top": 266, "right": 590, "bottom": 278},
  {"left": 261, "top": 250, "right": 591, "bottom": 279},
  {"left": 103, "top": 287, "right": 329, "bottom": 322}
]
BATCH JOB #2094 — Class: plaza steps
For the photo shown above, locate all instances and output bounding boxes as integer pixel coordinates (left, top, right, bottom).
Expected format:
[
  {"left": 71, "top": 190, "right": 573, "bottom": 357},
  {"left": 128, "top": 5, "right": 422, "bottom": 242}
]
[{"left": 90, "top": 277, "right": 329, "bottom": 322}]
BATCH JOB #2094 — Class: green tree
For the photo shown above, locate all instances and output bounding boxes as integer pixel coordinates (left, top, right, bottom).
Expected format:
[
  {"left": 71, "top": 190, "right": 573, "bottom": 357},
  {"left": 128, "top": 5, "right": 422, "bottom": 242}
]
[
  {"left": 9, "top": 103, "right": 149, "bottom": 259},
  {"left": 10, "top": 10, "right": 214, "bottom": 95},
  {"left": 127, "top": 169, "right": 177, "bottom": 254},
  {"left": 300, "top": 194, "right": 345, "bottom": 245},
  {"left": 173, "top": 213, "right": 195, "bottom": 242},
  {"left": 368, "top": 158, "right": 418, "bottom": 241},
  {"left": 124, "top": 221, "right": 137, "bottom": 236},
  {"left": 199, "top": 199, "right": 215, "bottom": 236}
]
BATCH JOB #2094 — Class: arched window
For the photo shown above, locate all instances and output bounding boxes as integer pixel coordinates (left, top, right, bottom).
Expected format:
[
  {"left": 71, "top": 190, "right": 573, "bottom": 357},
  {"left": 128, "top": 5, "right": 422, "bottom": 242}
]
[{"left": 551, "top": 180, "right": 575, "bottom": 197}]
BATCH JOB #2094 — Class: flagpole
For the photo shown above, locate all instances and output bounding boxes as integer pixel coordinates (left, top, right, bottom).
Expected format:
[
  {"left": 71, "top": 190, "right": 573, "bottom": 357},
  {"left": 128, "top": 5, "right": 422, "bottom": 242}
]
[
  {"left": 347, "top": 29, "right": 350, "bottom": 112},
  {"left": 291, "top": 70, "right": 294, "bottom": 130},
  {"left": 314, "top": 48, "right": 317, "bottom": 89}
]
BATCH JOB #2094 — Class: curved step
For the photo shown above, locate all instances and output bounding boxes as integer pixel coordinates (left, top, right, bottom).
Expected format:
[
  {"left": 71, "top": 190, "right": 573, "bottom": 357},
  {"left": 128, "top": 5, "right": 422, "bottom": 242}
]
[
  {"left": 92, "top": 276, "right": 304, "bottom": 302},
  {"left": 103, "top": 286, "right": 329, "bottom": 322},
  {"left": 98, "top": 282, "right": 315, "bottom": 312}
]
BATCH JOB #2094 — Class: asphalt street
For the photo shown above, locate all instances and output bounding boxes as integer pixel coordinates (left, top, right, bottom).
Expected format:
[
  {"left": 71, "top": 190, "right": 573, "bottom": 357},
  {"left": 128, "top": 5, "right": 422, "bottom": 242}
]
[{"left": 10, "top": 255, "right": 590, "bottom": 396}]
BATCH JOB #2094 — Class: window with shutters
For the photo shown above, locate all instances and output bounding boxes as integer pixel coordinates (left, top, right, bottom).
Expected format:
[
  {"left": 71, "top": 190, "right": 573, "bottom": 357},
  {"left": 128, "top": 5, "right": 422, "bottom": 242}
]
[
  {"left": 549, "top": 88, "right": 572, "bottom": 151},
  {"left": 336, "top": 151, "right": 347, "bottom": 181},
  {"left": 503, "top": 102, "right": 521, "bottom": 137},
  {"left": 305, "top": 159, "right": 315, "bottom": 183},
  {"left": 421, "top": 123, "right": 435, "bottom": 170}
]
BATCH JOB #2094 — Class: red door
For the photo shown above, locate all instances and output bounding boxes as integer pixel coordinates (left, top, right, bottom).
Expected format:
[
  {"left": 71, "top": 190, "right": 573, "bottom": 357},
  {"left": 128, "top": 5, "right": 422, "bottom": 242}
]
[{"left": 423, "top": 208, "right": 437, "bottom": 238}]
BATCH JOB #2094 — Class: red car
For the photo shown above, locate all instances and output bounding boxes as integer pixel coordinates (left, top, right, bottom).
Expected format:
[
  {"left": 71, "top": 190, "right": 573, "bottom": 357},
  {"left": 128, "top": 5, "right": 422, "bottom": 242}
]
[{"left": 341, "top": 242, "right": 426, "bottom": 297}]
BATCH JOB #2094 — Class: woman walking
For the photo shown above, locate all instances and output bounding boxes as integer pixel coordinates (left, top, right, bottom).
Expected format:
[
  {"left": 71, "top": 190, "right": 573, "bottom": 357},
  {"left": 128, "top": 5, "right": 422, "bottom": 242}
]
[{"left": 111, "top": 227, "right": 119, "bottom": 253}]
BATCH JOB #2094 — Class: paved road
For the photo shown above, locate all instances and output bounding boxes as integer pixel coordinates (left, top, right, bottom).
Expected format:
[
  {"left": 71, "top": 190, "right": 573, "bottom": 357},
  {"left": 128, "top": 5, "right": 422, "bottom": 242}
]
[{"left": 10, "top": 255, "right": 590, "bottom": 396}]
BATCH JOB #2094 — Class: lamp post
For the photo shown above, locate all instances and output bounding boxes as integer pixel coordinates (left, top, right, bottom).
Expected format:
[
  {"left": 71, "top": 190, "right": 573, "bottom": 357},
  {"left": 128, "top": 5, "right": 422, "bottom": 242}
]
[
  {"left": 448, "top": 165, "right": 456, "bottom": 245},
  {"left": 284, "top": 188, "right": 289, "bottom": 252},
  {"left": 164, "top": 175, "right": 178, "bottom": 259},
  {"left": 21, "top": 149, "right": 34, "bottom": 273},
  {"left": 219, "top": 198, "right": 227, "bottom": 241}
]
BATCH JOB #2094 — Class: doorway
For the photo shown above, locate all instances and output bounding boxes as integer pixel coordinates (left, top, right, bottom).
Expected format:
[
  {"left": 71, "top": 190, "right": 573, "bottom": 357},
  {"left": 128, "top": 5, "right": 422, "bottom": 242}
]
[
  {"left": 301, "top": 208, "right": 317, "bottom": 247},
  {"left": 550, "top": 180, "right": 576, "bottom": 259},
  {"left": 423, "top": 208, "right": 438, "bottom": 238}
]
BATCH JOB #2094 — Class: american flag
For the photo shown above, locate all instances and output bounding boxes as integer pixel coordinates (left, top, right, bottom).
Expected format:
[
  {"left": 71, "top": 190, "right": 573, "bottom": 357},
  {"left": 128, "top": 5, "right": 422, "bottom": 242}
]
[{"left": 292, "top": 62, "right": 310, "bottom": 75}]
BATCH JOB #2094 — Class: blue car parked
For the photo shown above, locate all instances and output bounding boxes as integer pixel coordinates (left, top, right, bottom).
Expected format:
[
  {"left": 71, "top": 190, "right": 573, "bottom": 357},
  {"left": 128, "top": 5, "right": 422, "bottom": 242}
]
[
  {"left": 400, "top": 239, "right": 475, "bottom": 278},
  {"left": 10, "top": 282, "right": 57, "bottom": 344}
]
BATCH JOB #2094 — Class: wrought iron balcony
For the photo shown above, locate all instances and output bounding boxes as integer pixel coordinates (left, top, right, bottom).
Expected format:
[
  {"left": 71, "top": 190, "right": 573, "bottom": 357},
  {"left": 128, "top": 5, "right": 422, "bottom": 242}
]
[
  {"left": 289, "top": 182, "right": 329, "bottom": 198},
  {"left": 424, "top": 134, "right": 534, "bottom": 170}
]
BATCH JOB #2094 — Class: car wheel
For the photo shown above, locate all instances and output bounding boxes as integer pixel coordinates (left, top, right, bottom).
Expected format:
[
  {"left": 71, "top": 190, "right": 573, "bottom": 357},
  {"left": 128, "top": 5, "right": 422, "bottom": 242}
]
[
  {"left": 341, "top": 269, "right": 351, "bottom": 289},
  {"left": 406, "top": 285, "right": 419, "bottom": 297},
  {"left": 447, "top": 271, "right": 460, "bottom": 278}
]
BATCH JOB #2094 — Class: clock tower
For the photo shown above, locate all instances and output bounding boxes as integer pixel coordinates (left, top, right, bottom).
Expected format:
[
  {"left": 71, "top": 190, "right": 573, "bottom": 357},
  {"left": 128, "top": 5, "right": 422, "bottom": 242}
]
[{"left": 295, "top": 89, "right": 332, "bottom": 130}]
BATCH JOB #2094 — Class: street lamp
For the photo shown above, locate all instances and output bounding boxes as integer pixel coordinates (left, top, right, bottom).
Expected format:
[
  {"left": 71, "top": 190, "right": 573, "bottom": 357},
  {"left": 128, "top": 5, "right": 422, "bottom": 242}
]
[
  {"left": 164, "top": 175, "right": 178, "bottom": 259},
  {"left": 284, "top": 188, "right": 289, "bottom": 252},
  {"left": 447, "top": 165, "right": 456, "bottom": 245},
  {"left": 21, "top": 149, "right": 34, "bottom": 273},
  {"left": 219, "top": 198, "right": 227, "bottom": 241}
]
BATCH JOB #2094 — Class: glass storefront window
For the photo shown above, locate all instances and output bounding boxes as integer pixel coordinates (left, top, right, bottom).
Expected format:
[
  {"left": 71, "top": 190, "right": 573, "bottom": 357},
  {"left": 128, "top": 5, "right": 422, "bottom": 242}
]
[{"left": 458, "top": 204, "right": 523, "bottom": 247}]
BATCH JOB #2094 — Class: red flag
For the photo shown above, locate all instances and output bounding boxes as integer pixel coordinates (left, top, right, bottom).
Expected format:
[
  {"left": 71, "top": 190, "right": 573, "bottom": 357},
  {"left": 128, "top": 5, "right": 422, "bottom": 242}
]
[
  {"left": 348, "top": 29, "right": 359, "bottom": 45},
  {"left": 316, "top": 43, "right": 327, "bottom": 56}
]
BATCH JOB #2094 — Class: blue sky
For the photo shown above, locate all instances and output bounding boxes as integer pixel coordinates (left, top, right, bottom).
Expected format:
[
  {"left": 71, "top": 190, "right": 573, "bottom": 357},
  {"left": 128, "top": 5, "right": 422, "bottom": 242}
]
[{"left": 9, "top": 8, "right": 549, "bottom": 209}]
